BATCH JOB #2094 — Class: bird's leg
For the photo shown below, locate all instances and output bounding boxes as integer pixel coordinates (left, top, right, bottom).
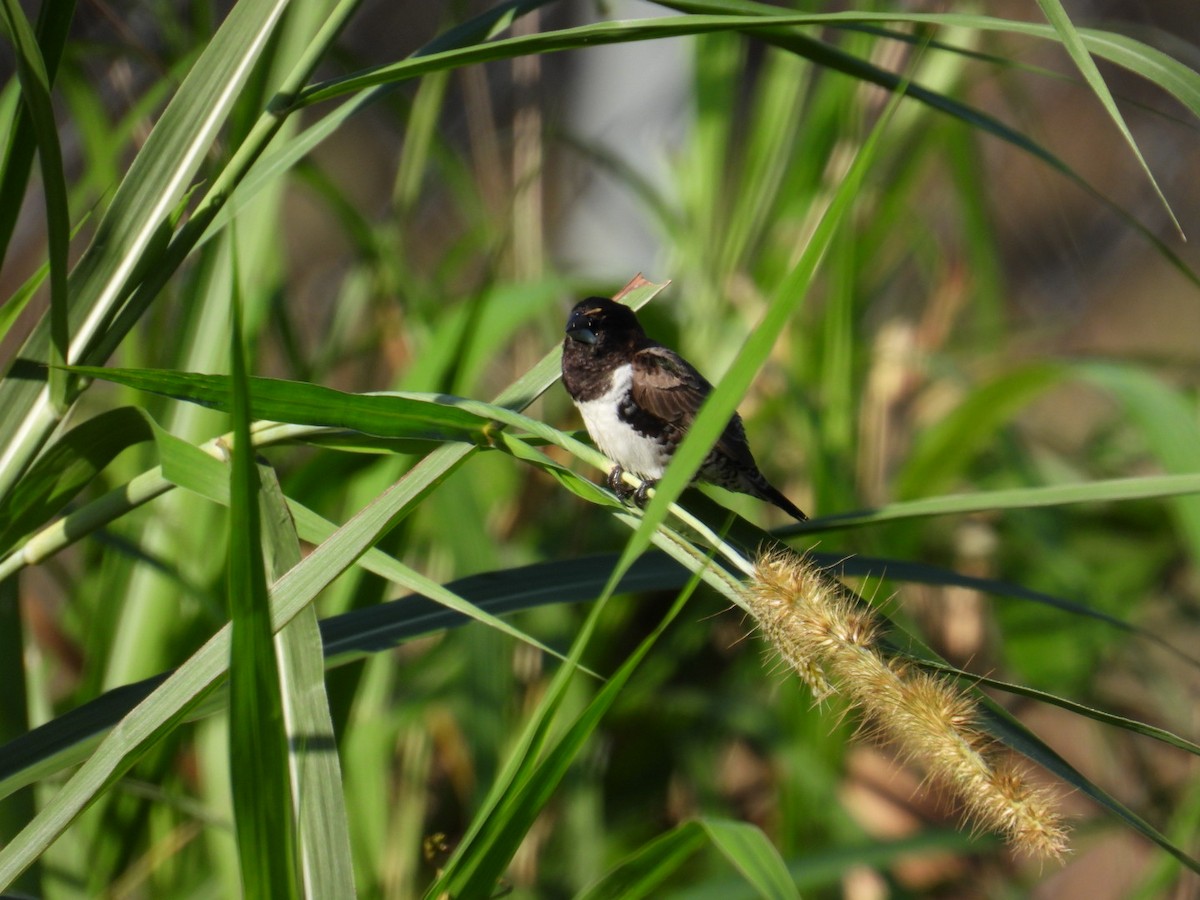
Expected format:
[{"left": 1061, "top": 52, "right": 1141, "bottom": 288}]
[
  {"left": 632, "top": 479, "right": 657, "bottom": 508},
  {"left": 607, "top": 466, "right": 635, "bottom": 500}
]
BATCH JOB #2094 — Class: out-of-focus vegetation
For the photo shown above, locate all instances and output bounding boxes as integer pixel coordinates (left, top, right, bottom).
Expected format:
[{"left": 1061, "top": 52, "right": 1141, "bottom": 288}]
[{"left": 0, "top": 1, "right": 1198, "bottom": 896}]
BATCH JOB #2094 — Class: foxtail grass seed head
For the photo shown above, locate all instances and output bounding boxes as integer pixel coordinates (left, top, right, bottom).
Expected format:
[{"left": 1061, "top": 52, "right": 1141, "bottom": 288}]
[{"left": 747, "top": 549, "right": 1068, "bottom": 859}]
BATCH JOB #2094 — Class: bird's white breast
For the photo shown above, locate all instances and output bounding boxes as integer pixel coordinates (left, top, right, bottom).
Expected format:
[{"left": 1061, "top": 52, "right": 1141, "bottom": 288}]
[{"left": 574, "top": 363, "right": 667, "bottom": 480}]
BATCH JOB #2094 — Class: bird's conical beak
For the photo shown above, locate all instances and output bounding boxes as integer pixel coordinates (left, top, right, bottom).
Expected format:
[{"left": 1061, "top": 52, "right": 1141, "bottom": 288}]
[{"left": 566, "top": 312, "right": 597, "bottom": 345}]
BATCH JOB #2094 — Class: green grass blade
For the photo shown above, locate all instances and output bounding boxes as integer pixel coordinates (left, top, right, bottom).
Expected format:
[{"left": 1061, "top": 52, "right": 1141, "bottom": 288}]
[
  {"left": 0, "top": 630, "right": 224, "bottom": 887},
  {"left": 575, "top": 821, "right": 708, "bottom": 900},
  {"left": 0, "top": 0, "right": 73, "bottom": 270},
  {"left": 828, "top": 552, "right": 1199, "bottom": 670},
  {"left": 0, "top": 554, "right": 692, "bottom": 803},
  {"left": 911, "top": 659, "right": 1200, "bottom": 758},
  {"left": 75, "top": 0, "right": 361, "bottom": 371},
  {"left": 0, "top": 210, "right": 89, "bottom": 345},
  {"left": 0, "top": 281, "right": 669, "bottom": 881},
  {"left": 226, "top": 269, "right": 299, "bottom": 897},
  {"left": 663, "top": 1, "right": 1200, "bottom": 120},
  {"left": 431, "top": 562, "right": 705, "bottom": 898},
  {"left": 0, "top": 0, "right": 292, "bottom": 496},
  {"left": 66, "top": 366, "right": 493, "bottom": 441},
  {"left": 1077, "top": 362, "right": 1200, "bottom": 560},
  {"left": 0, "top": 577, "right": 35, "bottom": 896},
  {"left": 0, "top": 0, "right": 71, "bottom": 410},
  {"left": 257, "top": 464, "right": 355, "bottom": 899},
  {"left": 698, "top": 818, "right": 800, "bottom": 900},
  {"left": 893, "top": 363, "right": 1067, "bottom": 500},
  {"left": 803, "top": 472, "right": 1200, "bottom": 531},
  {"left": 0, "top": 407, "right": 153, "bottom": 554},
  {"left": 658, "top": 0, "right": 1200, "bottom": 285},
  {"left": 1033, "top": 0, "right": 1181, "bottom": 236},
  {"left": 975, "top": 696, "right": 1200, "bottom": 873},
  {"left": 0, "top": 275, "right": 660, "bottom": 829}
]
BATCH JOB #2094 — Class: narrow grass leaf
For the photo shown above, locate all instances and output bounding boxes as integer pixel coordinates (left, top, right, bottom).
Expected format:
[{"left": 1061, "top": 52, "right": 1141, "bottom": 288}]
[
  {"left": 150, "top": 425, "right": 589, "bottom": 664},
  {"left": 0, "top": 279, "right": 668, "bottom": 882},
  {"left": 909, "top": 658, "right": 1200, "bottom": 758},
  {"left": 64, "top": 0, "right": 359, "bottom": 372},
  {"left": 0, "top": 554, "right": 693, "bottom": 804},
  {"left": 257, "top": 465, "right": 355, "bottom": 899},
  {"left": 825, "top": 552, "right": 1200, "bottom": 670},
  {"left": 0, "top": 575, "right": 34, "bottom": 895},
  {"left": 974, "top": 695, "right": 1200, "bottom": 873},
  {"left": 659, "top": 0, "right": 1200, "bottom": 285},
  {"left": 0, "top": 258, "right": 46, "bottom": 343},
  {"left": 1033, "top": 0, "right": 1181, "bottom": 236},
  {"left": 575, "top": 822, "right": 711, "bottom": 900},
  {"left": 0, "top": 634, "right": 223, "bottom": 887},
  {"left": 0, "top": 211, "right": 90, "bottom": 344},
  {"left": 0, "top": 406, "right": 153, "bottom": 554},
  {"left": 1077, "top": 362, "right": 1200, "bottom": 559},
  {"left": 431, "top": 562, "right": 706, "bottom": 898},
  {"left": 0, "top": 0, "right": 73, "bottom": 270},
  {"left": 0, "top": 0, "right": 71, "bottom": 409},
  {"left": 226, "top": 279, "right": 299, "bottom": 896},
  {"left": 664, "top": 1, "right": 1200, "bottom": 120},
  {"left": 805, "top": 472, "right": 1200, "bottom": 532},
  {"left": 68, "top": 366, "right": 493, "bottom": 441},
  {"left": 894, "top": 363, "right": 1066, "bottom": 500},
  {"left": 0, "top": 0, "right": 291, "bottom": 497},
  {"left": 699, "top": 818, "right": 800, "bottom": 900}
]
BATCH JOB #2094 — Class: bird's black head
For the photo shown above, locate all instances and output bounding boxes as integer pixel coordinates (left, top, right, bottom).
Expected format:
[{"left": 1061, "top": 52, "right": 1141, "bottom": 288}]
[{"left": 564, "top": 297, "right": 644, "bottom": 352}]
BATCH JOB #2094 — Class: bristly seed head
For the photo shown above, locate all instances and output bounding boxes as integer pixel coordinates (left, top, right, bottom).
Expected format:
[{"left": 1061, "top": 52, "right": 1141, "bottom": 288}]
[{"left": 745, "top": 549, "right": 1068, "bottom": 859}]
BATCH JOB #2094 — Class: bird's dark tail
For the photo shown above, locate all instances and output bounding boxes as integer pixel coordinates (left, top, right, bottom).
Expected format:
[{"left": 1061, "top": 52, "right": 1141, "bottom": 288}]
[{"left": 755, "top": 479, "right": 808, "bottom": 522}]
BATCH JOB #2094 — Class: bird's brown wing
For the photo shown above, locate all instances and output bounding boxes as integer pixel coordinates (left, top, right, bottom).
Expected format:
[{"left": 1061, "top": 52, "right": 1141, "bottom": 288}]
[{"left": 631, "top": 344, "right": 756, "bottom": 466}]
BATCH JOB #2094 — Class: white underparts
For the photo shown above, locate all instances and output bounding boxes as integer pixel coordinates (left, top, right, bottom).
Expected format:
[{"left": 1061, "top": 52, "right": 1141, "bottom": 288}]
[{"left": 574, "top": 363, "right": 667, "bottom": 480}]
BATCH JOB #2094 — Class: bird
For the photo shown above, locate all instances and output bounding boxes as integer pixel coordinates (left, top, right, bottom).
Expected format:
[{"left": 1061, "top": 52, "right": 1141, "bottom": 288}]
[{"left": 561, "top": 296, "right": 807, "bottom": 521}]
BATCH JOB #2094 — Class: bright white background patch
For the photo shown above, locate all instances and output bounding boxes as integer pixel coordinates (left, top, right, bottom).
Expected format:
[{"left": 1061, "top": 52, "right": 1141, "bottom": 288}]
[{"left": 574, "top": 363, "right": 667, "bottom": 479}]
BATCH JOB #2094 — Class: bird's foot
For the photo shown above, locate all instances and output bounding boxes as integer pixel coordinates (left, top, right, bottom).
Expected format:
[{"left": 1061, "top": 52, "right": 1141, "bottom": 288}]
[
  {"left": 632, "top": 479, "right": 656, "bottom": 508},
  {"left": 607, "top": 466, "right": 635, "bottom": 500},
  {"left": 606, "top": 467, "right": 656, "bottom": 508}
]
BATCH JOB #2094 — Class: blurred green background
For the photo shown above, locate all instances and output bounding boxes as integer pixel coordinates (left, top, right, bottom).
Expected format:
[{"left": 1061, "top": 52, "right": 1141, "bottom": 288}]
[{"left": 0, "top": 1, "right": 1198, "bottom": 897}]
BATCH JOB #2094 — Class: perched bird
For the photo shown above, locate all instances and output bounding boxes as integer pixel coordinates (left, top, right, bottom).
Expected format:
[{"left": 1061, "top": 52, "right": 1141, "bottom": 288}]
[{"left": 561, "top": 297, "right": 807, "bottom": 521}]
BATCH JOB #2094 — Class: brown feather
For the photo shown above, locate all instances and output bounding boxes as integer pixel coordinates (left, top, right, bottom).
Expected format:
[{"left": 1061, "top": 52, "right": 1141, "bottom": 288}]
[{"left": 630, "top": 343, "right": 757, "bottom": 469}]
